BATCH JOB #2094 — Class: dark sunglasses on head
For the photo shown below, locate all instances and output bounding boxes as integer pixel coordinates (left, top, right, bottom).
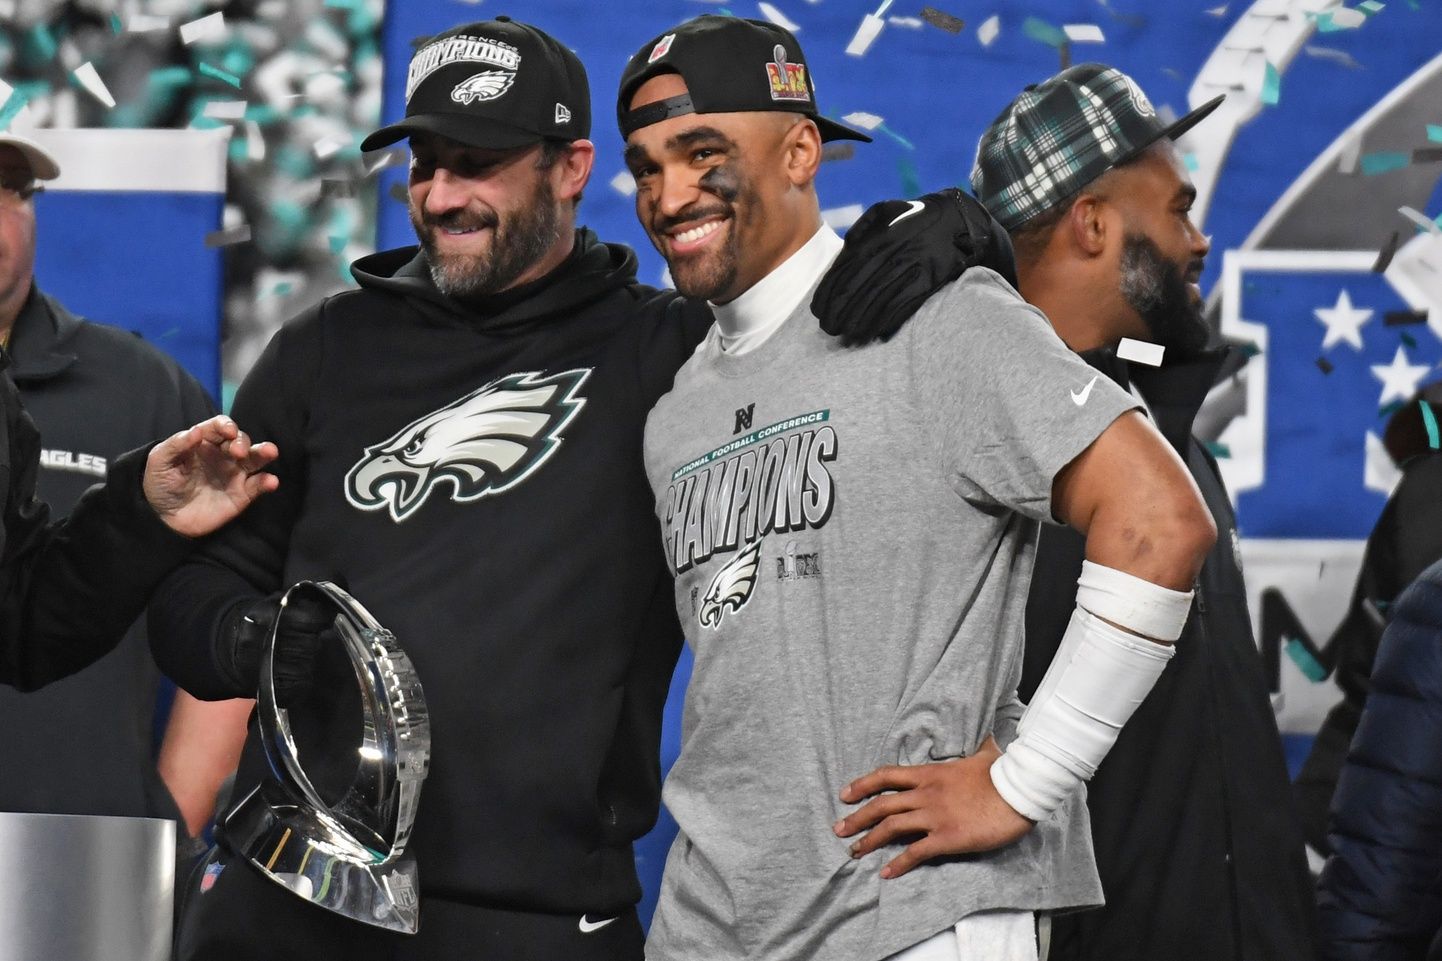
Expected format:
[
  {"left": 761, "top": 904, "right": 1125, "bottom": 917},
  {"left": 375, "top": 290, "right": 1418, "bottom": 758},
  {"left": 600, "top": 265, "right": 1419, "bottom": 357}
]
[{"left": 0, "top": 170, "right": 42, "bottom": 202}]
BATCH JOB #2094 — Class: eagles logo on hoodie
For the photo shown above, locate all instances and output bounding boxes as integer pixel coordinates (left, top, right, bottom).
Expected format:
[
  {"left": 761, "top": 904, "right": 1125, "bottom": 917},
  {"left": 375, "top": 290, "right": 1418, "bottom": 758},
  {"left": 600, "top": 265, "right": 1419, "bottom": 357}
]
[{"left": 345, "top": 369, "right": 590, "bottom": 522}]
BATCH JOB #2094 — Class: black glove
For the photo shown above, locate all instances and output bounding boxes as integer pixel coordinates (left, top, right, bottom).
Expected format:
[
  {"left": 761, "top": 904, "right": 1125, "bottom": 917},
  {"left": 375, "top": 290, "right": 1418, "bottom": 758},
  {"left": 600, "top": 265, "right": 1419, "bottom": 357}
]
[
  {"left": 813, "top": 188, "right": 1018, "bottom": 346},
  {"left": 215, "top": 591, "right": 333, "bottom": 706}
]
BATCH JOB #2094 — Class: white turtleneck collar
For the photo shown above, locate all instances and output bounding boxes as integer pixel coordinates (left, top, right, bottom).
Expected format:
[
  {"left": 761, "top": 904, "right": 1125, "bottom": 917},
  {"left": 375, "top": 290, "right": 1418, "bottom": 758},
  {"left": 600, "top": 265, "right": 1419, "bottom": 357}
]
[{"left": 708, "top": 225, "right": 843, "bottom": 356}]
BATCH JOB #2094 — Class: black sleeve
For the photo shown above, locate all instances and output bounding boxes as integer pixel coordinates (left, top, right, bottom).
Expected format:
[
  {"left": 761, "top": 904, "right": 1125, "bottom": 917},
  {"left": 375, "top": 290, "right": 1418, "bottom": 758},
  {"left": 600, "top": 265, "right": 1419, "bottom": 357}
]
[
  {"left": 0, "top": 376, "right": 195, "bottom": 689},
  {"left": 148, "top": 307, "right": 321, "bottom": 700},
  {"left": 634, "top": 292, "right": 712, "bottom": 407}
]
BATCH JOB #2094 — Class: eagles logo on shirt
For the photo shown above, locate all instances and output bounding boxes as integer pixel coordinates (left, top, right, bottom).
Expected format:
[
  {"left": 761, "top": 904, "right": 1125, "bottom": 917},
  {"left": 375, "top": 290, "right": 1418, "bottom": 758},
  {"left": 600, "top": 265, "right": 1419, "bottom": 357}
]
[
  {"left": 345, "top": 369, "right": 591, "bottom": 522},
  {"left": 699, "top": 538, "right": 765, "bottom": 628}
]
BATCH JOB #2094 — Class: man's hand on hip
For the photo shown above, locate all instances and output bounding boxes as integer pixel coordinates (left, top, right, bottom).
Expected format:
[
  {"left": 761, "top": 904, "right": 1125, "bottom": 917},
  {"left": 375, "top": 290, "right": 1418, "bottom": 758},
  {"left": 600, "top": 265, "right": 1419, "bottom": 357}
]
[
  {"left": 833, "top": 736, "right": 1033, "bottom": 879},
  {"left": 143, "top": 415, "right": 279, "bottom": 537}
]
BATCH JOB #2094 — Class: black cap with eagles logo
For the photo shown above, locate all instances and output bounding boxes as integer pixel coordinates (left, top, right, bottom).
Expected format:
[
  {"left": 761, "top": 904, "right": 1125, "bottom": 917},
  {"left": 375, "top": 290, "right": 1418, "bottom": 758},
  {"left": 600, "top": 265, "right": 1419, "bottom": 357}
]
[
  {"left": 616, "top": 15, "right": 871, "bottom": 143},
  {"left": 361, "top": 16, "right": 591, "bottom": 152}
]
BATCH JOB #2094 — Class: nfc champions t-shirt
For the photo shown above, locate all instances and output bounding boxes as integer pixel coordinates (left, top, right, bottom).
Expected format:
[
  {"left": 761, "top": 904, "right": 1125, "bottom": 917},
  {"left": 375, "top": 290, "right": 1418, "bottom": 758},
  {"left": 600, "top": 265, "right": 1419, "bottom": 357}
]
[{"left": 642, "top": 265, "right": 1138, "bottom": 961}]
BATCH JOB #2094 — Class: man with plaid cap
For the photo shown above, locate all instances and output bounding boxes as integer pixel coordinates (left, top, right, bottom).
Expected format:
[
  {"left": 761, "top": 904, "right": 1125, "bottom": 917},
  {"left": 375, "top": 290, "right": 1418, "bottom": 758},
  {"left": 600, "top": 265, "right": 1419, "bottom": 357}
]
[
  {"left": 965, "top": 64, "right": 1317, "bottom": 961},
  {"left": 146, "top": 15, "right": 1000, "bottom": 961},
  {"left": 619, "top": 18, "right": 1219, "bottom": 961}
]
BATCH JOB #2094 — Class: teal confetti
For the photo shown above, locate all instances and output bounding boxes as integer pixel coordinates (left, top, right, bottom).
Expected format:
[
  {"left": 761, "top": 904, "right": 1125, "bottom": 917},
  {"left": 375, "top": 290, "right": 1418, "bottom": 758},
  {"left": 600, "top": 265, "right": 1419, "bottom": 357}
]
[
  {"left": 898, "top": 157, "right": 921, "bottom": 197},
  {"left": 271, "top": 281, "right": 294, "bottom": 296},
  {"left": 111, "top": 13, "right": 123, "bottom": 34},
  {"left": 1314, "top": 11, "right": 1337, "bottom": 30},
  {"left": 1182, "top": 152, "right": 1200, "bottom": 172},
  {"left": 877, "top": 124, "right": 915, "bottom": 150},
  {"left": 1358, "top": 0, "right": 1385, "bottom": 12},
  {"left": 324, "top": 0, "right": 360, "bottom": 7},
  {"left": 1379, "top": 399, "right": 1404, "bottom": 418},
  {"left": 1205, "top": 440, "right": 1232, "bottom": 459},
  {"left": 1400, "top": 331, "right": 1418, "bottom": 349},
  {"left": 197, "top": 62, "right": 242, "bottom": 89},
  {"left": 1428, "top": 124, "right": 1442, "bottom": 143},
  {"left": 23, "top": 24, "right": 57, "bottom": 64},
  {"left": 0, "top": 90, "right": 28, "bottom": 132},
  {"left": 244, "top": 103, "right": 282, "bottom": 125},
  {"left": 1421, "top": 400, "right": 1440, "bottom": 450},
  {"left": 1360, "top": 151, "right": 1410, "bottom": 174},
  {"left": 1261, "top": 62, "right": 1281, "bottom": 105},
  {"left": 1284, "top": 638, "right": 1328, "bottom": 682},
  {"left": 1022, "top": 16, "right": 1068, "bottom": 48},
  {"left": 1238, "top": 340, "right": 1263, "bottom": 358},
  {"left": 221, "top": 381, "right": 238, "bottom": 416},
  {"left": 329, "top": 234, "right": 348, "bottom": 254},
  {"left": 148, "top": 66, "right": 193, "bottom": 89}
]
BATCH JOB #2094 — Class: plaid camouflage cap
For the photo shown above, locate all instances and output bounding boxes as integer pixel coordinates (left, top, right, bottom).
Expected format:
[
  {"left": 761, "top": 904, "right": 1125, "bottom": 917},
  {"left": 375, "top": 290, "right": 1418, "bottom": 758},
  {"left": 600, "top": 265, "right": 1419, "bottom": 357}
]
[{"left": 970, "top": 63, "right": 1223, "bottom": 232}]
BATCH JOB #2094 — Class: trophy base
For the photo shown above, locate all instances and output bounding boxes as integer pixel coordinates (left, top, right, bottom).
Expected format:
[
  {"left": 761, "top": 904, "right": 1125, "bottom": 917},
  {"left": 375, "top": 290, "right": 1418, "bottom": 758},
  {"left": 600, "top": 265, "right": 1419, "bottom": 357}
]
[{"left": 223, "top": 782, "right": 421, "bottom": 934}]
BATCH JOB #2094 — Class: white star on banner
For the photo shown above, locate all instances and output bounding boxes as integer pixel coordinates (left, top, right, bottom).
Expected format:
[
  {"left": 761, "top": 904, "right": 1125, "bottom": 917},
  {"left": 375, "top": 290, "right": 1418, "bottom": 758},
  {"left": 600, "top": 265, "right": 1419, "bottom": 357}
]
[
  {"left": 1370, "top": 345, "right": 1431, "bottom": 406},
  {"left": 1314, "top": 289, "right": 1373, "bottom": 350}
]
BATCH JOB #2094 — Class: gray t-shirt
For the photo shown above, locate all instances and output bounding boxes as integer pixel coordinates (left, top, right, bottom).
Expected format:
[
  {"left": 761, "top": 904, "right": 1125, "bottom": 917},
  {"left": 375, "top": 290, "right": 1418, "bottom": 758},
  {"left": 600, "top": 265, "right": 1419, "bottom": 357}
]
[{"left": 642, "top": 267, "right": 1138, "bottom": 961}]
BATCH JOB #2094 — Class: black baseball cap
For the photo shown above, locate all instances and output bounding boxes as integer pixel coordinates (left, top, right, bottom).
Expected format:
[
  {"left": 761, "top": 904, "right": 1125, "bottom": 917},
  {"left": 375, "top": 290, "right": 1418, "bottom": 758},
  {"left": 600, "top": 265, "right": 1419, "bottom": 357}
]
[
  {"left": 971, "top": 63, "right": 1223, "bottom": 231},
  {"left": 361, "top": 17, "right": 590, "bottom": 152},
  {"left": 617, "top": 15, "right": 871, "bottom": 144}
]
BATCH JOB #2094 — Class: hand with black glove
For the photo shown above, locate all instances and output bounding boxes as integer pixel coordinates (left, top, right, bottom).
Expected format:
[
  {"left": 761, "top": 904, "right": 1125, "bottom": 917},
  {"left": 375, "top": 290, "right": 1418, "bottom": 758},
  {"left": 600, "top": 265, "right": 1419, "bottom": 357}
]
[
  {"left": 215, "top": 591, "right": 333, "bottom": 706},
  {"left": 812, "top": 188, "right": 1017, "bottom": 346}
]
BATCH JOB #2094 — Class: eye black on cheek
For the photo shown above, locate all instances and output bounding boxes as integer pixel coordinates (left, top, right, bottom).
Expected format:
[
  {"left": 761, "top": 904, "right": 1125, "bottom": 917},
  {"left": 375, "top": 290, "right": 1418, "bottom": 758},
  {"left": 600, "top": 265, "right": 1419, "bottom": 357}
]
[{"left": 698, "top": 162, "right": 741, "bottom": 203}]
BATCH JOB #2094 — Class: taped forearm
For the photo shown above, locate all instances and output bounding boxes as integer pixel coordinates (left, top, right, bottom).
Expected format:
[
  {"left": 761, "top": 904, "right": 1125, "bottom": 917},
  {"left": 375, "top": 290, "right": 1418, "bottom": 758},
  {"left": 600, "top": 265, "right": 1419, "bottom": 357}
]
[{"left": 991, "top": 561, "right": 1193, "bottom": 821}]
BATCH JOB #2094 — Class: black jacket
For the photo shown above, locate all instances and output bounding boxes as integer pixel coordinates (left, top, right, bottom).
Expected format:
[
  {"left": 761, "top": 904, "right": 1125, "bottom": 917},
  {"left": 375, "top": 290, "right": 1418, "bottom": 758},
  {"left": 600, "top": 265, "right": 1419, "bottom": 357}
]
[
  {"left": 1317, "top": 559, "right": 1442, "bottom": 961},
  {"left": 0, "top": 287, "right": 214, "bottom": 818},
  {"left": 0, "top": 328, "right": 196, "bottom": 689},
  {"left": 148, "top": 231, "right": 712, "bottom": 921},
  {"left": 1294, "top": 450, "right": 1442, "bottom": 856},
  {"left": 1022, "top": 347, "right": 1318, "bottom": 961}
]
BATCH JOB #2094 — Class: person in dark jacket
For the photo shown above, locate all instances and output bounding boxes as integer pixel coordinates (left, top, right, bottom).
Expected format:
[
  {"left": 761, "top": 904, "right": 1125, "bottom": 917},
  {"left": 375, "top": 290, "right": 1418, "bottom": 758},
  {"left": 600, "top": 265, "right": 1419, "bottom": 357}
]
[
  {"left": 1295, "top": 386, "right": 1442, "bottom": 859},
  {"left": 0, "top": 130, "right": 255, "bottom": 850},
  {"left": 145, "top": 17, "right": 1008, "bottom": 961},
  {"left": 964, "top": 65, "right": 1317, "bottom": 961},
  {"left": 0, "top": 132, "right": 280, "bottom": 692},
  {"left": 1317, "top": 557, "right": 1442, "bottom": 961}
]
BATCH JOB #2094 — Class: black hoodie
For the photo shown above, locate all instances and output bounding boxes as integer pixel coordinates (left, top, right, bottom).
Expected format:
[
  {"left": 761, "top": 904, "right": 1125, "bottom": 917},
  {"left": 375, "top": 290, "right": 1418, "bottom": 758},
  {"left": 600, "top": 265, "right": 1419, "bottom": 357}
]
[{"left": 149, "top": 230, "right": 712, "bottom": 918}]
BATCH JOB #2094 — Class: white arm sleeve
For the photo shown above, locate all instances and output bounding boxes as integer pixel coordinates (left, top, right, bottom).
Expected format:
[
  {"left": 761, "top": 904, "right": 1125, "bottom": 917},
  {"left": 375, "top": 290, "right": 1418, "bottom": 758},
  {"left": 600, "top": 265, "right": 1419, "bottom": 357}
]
[{"left": 990, "top": 561, "right": 1194, "bottom": 822}]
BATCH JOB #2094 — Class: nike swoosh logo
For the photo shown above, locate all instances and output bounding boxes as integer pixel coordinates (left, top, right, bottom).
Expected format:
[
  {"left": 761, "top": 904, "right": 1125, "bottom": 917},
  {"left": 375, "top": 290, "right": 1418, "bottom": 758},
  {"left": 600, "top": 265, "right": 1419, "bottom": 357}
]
[
  {"left": 887, "top": 199, "right": 926, "bottom": 228},
  {"left": 1070, "top": 375, "right": 1099, "bottom": 406},
  {"left": 579, "top": 915, "right": 618, "bottom": 934}
]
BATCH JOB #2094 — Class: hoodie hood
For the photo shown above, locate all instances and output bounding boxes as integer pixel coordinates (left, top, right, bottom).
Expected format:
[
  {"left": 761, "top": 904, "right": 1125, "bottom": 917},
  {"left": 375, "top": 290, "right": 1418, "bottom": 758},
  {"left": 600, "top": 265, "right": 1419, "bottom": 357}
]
[{"left": 349, "top": 228, "right": 640, "bottom": 335}]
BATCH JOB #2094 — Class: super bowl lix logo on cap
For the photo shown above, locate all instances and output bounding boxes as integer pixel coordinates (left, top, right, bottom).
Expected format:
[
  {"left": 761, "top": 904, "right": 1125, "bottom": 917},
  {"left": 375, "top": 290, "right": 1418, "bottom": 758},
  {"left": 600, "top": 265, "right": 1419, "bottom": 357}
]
[
  {"left": 766, "top": 44, "right": 809, "bottom": 102},
  {"left": 405, "top": 34, "right": 522, "bottom": 103}
]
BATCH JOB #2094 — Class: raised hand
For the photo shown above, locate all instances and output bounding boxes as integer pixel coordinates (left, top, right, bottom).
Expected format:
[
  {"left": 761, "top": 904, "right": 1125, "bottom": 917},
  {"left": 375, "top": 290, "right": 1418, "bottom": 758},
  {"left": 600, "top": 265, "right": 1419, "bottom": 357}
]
[
  {"left": 142, "top": 415, "right": 279, "bottom": 537},
  {"left": 833, "top": 736, "right": 1034, "bottom": 879}
]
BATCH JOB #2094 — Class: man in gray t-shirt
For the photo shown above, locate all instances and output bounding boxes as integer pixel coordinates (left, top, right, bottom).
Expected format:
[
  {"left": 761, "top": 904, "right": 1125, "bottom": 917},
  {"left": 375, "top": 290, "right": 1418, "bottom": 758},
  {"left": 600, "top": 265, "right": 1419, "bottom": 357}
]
[{"left": 618, "top": 16, "right": 1217, "bottom": 961}]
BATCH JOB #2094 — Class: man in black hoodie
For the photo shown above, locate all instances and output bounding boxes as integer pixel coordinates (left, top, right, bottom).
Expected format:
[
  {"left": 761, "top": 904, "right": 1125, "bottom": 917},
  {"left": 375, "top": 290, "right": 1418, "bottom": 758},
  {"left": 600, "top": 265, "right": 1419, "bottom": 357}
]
[
  {"left": 148, "top": 17, "right": 1008, "bottom": 961},
  {"left": 969, "top": 65, "right": 1317, "bottom": 961}
]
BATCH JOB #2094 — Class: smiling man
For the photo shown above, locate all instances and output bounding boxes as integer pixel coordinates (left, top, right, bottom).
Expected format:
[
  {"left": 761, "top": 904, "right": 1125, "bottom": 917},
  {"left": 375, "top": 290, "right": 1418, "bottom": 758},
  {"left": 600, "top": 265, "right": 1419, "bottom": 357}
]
[
  {"left": 968, "top": 65, "right": 1319, "bottom": 961},
  {"left": 618, "top": 18, "right": 1217, "bottom": 961},
  {"left": 144, "top": 15, "right": 1006, "bottom": 961}
]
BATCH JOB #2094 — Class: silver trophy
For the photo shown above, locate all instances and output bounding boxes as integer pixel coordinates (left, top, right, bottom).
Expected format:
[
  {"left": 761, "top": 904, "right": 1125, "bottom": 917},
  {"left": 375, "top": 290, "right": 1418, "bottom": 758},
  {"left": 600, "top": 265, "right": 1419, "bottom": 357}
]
[{"left": 222, "top": 581, "right": 431, "bottom": 933}]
